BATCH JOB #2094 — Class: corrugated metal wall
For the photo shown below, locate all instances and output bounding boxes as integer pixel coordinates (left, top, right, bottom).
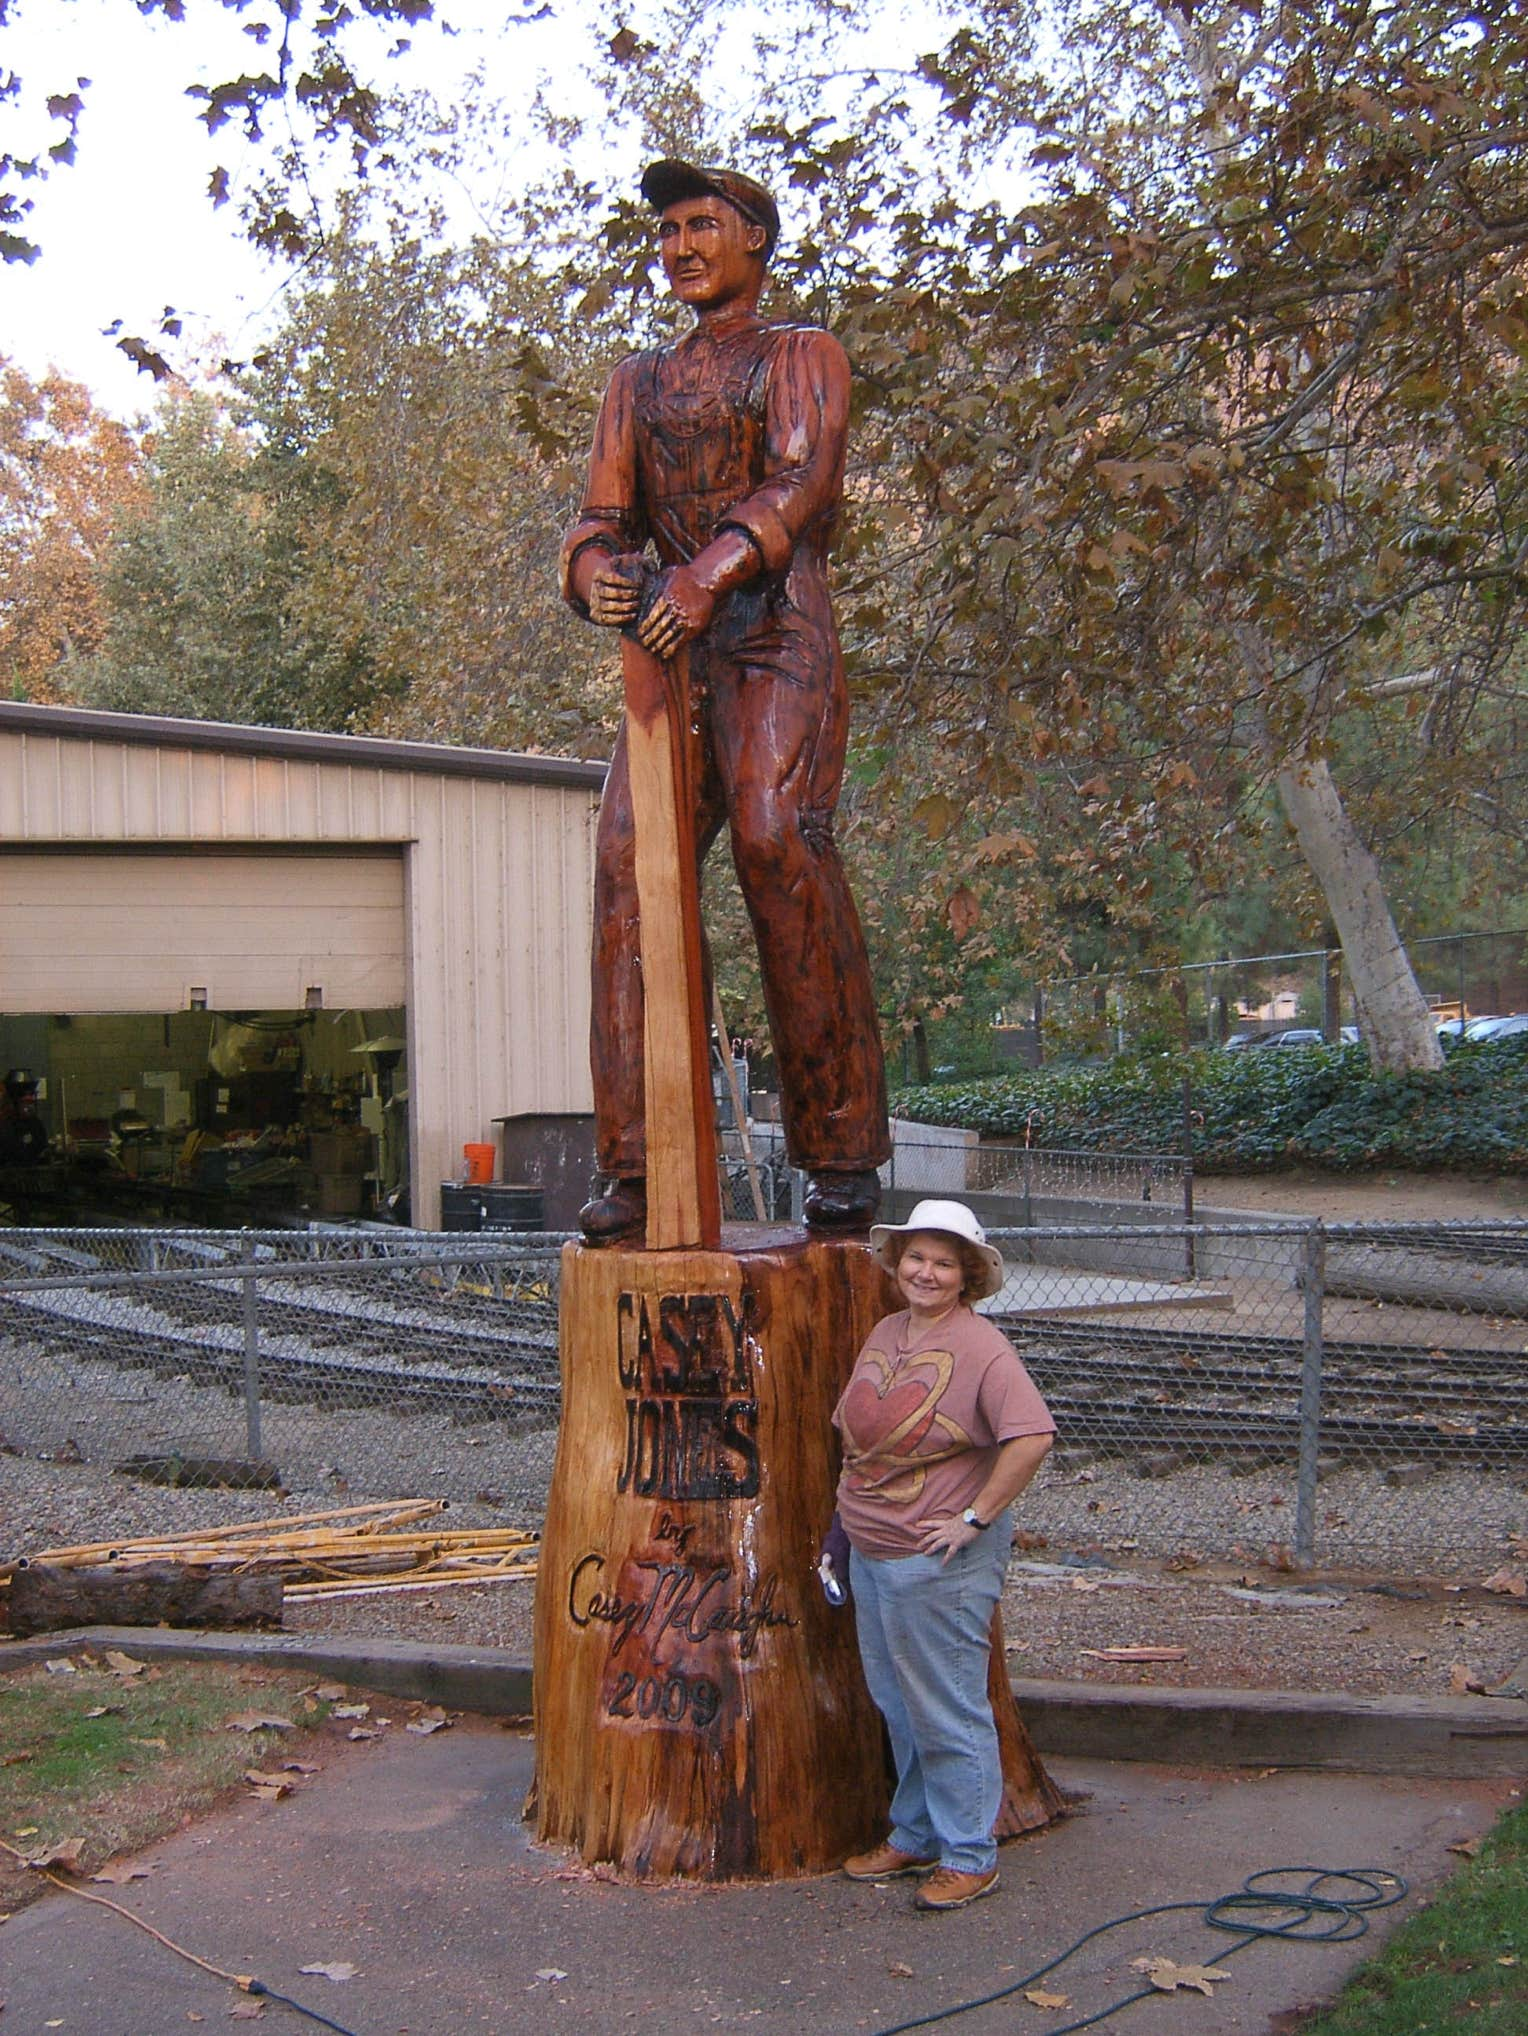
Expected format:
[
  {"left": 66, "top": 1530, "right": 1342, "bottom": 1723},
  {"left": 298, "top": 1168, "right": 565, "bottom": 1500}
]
[{"left": 0, "top": 718, "right": 602, "bottom": 1225}]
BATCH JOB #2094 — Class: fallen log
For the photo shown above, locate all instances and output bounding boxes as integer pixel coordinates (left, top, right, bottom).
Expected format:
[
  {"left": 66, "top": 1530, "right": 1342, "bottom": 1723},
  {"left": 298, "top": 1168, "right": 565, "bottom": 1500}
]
[{"left": 6, "top": 1561, "right": 283, "bottom": 1638}]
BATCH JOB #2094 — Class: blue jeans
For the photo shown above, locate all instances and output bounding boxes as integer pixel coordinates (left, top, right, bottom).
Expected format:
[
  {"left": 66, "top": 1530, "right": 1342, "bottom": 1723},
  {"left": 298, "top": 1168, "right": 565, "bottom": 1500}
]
[{"left": 849, "top": 1521, "right": 1010, "bottom": 1875}]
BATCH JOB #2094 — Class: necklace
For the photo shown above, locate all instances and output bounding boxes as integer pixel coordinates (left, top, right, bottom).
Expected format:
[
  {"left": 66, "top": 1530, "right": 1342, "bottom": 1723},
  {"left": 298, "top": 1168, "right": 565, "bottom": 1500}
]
[{"left": 894, "top": 1302, "right": 958, "bottom": 1361}]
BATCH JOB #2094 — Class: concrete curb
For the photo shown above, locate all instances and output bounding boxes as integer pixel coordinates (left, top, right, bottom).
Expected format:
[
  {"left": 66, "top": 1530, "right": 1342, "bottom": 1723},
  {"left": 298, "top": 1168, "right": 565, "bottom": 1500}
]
[{"left": 5, "top": 1626, "right": 1524, "bottom": 1778}]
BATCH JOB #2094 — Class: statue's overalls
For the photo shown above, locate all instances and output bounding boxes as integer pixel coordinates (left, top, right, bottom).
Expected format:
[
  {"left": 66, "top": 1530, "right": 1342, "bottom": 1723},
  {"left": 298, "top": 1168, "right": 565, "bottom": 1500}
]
[{"left": 561, "top": 314, "right": 890, "bottom": 1182}]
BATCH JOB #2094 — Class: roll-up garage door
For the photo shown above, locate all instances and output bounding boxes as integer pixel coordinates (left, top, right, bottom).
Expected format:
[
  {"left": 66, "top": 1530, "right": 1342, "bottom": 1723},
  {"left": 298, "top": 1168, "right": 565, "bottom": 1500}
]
[{"left": 0, "top": 851, "right": 406, "bottom": 1013}]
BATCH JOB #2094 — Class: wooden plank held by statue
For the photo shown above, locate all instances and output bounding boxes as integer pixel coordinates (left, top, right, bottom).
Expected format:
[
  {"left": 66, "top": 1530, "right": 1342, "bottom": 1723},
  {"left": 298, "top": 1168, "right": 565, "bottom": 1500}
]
[{"left": 618, "top": 622, "right": 721, "bottom": 1252}]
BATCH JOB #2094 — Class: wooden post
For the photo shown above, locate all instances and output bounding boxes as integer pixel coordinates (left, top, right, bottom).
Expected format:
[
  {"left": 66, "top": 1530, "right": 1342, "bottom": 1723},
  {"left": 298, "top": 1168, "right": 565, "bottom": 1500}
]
[
  {"left": 533, "top": 1231, "right": 1066, "bottom": 1878},
  {"left": 620, "top": 633, "right": 720, "bottom": 1251}
]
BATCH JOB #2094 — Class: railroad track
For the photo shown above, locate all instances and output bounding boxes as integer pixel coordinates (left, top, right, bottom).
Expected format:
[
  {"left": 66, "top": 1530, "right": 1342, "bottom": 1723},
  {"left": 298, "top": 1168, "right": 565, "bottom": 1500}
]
[
  {"left": 0, "top": 1254, "right": 563, "bottom": 1427},
  {"left": 3, "top": 1241, "right": 1526, "bottom": 1467}
]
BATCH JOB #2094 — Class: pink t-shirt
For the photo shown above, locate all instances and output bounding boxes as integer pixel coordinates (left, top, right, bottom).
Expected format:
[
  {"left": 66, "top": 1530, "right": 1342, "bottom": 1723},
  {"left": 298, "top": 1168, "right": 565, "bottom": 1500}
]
[{"left": 832, "top": 1306, "right": 1055, "bottom": 1559}]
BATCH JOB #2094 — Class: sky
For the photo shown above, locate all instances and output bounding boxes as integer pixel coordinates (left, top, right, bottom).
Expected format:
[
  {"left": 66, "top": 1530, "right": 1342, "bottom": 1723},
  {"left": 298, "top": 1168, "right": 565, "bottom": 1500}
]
[
  {"left": 4, "top": 0, "right": 592, "bottom": 419},
  {"left": 6, "top": 0, "right": 959, "bottom": 422}
]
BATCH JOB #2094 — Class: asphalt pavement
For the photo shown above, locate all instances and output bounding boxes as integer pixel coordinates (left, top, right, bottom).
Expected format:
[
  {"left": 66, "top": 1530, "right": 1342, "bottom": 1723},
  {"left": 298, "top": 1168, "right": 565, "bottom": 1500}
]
[{"left": 0, "top": 1708, "right": 1514, "bottom": 2036}]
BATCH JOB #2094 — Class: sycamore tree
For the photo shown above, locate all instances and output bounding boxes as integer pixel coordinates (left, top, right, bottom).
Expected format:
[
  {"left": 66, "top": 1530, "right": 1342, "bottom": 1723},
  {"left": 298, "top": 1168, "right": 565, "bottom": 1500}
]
[
  {"left": 278, "top": 0, "right": 1523, "bottom": 1070},
  {"left": 0, "top": 356, "right": 144, "bottom": 698},
  {"left": 587, "top": 0, "right": 1526, "bottom": 1072},
  {"left": 75, "top": 385, "right": 386, "bottom": 727},
  {"left": 246, "top": 199, "right": 622, "bottom": 757}
]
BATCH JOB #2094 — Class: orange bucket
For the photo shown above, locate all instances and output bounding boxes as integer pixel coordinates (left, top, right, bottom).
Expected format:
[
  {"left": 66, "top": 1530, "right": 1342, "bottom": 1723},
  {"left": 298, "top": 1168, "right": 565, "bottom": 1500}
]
[{"left": 463, "top": 1141, "right": 495, "bottom": 1185}]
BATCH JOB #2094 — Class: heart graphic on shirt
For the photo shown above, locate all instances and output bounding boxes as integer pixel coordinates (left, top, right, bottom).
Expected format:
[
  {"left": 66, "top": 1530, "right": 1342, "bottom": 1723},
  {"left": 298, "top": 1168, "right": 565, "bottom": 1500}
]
[
  {"left": 842, "top": 1373, "right": 941, "bottom": 1457},
  {"left": 840, "top": 1347, "right": 959, "bottom": 1467}
]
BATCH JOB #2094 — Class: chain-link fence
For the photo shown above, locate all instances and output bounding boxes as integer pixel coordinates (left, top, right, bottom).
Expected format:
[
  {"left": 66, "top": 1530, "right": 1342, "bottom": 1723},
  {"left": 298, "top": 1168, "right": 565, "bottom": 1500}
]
[
  {"left": 3, "top": 1219, "right": 1524, "bottom": 1581},
  {"left": 718, "top": 1136, "right": 1192, "bottom": 1225}
]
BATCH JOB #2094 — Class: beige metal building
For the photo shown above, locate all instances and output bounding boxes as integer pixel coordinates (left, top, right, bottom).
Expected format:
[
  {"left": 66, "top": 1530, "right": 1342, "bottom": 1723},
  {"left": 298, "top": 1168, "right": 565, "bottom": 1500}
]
[{"left": 0, "top": 701, "right": 604, "bottom": 1227}]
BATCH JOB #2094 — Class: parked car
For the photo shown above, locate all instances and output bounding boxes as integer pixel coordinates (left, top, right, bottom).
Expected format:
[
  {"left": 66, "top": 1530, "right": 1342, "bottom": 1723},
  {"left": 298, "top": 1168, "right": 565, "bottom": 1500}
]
[
  {"left": 1465, "top": 1014, "right": 1528, "bottom": 1042},
  {"left": 1262, "top": 1028, "right": 1325, "bottom": 1048}
]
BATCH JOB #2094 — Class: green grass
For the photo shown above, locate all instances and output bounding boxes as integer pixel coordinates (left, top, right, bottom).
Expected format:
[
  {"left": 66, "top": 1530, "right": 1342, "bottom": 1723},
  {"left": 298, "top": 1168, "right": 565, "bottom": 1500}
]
[
  {"left": 0, "top": 1655, "right": 330, "bottom": 1912},
  {"left": 1295, "top": 1798, "right": 1527, "bottom": 2034}
]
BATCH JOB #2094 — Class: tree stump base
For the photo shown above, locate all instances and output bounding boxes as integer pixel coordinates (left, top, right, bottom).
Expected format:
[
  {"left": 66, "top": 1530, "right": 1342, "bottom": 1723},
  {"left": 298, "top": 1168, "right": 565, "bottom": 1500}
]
[{"left": 532, "top": 1228, "right": 1066, "bottom": 1879}]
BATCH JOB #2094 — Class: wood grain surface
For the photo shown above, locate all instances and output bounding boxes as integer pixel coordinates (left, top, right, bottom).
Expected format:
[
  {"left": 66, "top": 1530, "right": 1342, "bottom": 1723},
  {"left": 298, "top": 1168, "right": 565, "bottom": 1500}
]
[
  {"left": 533, "top": 1231, "right": 1063, "bottom": 1876},
  {"left": 620, "top": 635, "right": 720, "bottom": 1250}
]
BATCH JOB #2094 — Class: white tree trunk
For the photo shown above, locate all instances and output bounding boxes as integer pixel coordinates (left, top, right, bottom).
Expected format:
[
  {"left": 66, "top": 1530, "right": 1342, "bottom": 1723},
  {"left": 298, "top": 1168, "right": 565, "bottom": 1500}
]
[{"left": 1274, "top": 755, "right": 1443, "bottom": 1073}]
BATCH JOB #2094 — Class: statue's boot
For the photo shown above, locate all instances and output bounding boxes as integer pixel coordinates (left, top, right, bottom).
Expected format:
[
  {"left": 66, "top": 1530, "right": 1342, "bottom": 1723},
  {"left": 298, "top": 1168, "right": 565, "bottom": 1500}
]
[
  {"left": 579, "top": 1176, "right": 647, "bottom": 1245},
  {"left": 803, "top": 1167, "right": 882, "bottom": 1232}
]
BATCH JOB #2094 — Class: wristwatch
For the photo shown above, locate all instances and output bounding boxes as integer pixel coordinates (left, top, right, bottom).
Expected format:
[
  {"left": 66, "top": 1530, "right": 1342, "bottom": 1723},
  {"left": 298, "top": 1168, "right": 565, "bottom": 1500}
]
[{"left": 961, "top": 1507, "right": 987, "bottom": 1531}]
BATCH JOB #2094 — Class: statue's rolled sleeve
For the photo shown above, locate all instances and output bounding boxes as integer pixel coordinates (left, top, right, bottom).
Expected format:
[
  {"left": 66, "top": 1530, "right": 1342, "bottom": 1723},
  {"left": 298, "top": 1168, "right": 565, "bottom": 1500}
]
[
  {"left": 559, "top": 361, "right": 647, "bottom": 615},
  {"left": 721, "top": 329, "right": 850, "bottom": 573}
]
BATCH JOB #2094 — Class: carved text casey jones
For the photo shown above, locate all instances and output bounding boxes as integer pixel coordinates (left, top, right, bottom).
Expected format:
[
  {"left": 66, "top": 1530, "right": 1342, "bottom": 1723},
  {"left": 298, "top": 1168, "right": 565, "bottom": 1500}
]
[{"left": 616, "top": 1289, "right": 760, "bottom": 1499}]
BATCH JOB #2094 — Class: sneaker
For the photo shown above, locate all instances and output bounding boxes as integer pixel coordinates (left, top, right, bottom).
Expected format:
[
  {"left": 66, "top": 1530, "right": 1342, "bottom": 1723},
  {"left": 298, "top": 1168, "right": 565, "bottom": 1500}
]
[
  {"left": 915, "top": 1866, "right": 1000, "bottom": 1911},
  {"left": 842, "top": 1842, "right": 937, "bottom": 1881}
]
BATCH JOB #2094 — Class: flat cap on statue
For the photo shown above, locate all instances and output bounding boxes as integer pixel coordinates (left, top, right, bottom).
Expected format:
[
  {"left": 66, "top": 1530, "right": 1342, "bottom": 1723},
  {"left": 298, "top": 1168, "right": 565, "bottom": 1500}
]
[{"left": 639, "top": 158, "right": 781, "bottom": 257}]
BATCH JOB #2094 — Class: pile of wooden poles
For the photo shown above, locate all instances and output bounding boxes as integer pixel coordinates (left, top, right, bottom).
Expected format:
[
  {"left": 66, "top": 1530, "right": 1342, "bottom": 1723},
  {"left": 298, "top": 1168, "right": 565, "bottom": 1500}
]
[{"left": 2, "top": 1498, "right": 539, "bottom": 1606}]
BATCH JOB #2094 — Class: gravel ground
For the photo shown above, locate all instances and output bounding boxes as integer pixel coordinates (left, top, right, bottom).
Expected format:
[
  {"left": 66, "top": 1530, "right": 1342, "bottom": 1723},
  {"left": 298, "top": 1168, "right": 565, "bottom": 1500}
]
[
  {"left": 5, "top": 1431, "right": 1523, "bottom": 1705},
  {"left": 4, "top": 1181, "right": 1524, "bottom": 1704}
]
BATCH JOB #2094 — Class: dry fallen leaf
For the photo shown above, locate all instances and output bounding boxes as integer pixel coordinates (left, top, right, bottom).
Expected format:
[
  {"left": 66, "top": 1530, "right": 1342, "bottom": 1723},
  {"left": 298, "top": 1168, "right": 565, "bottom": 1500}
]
[
  {"left": 228, "top": 2002, "right": 267, "bottom": 2019},
  {"left": 44, "top": 1659, "right": 77, "bottom": 1676},
  {"left": 11, "top": 1826, "right": 38, "bottom": 1839},
  {"left": 1449, "top": 1662, "right": 1487, "bottom": 1696},
  {"left": 281, "top": 1760, "right": 321, "bottom": 1775},
  {"left": 225, "top": 1712, "right": 294, "bottom": 1734},
  {"left": 1131, "top": 1956, "right": 1231, "bottom": 1997},
  {"left": 130, "top": 1737, "right": 168, "bottom": 1753},
  {"left": 27, "top": 1837, "right": 87, "bottom": 1874},
  {"left": 534, "top": 1968, "right": 569, "bottom": 1983},
  {"left": 0, "top": 1750, "right": 34, "bottom": 1767},
  {"left": 329, "top": 1703, "right": 370, "bottom": 1720},
  {"left": 298, "top": 1962, "right": 357, "bottom": 1984},
  {"left": 244, "top": 1771, "right": 293, "bottom": 1800},
  {"left": 1482, "top": 1568, "right": 1527, "bottom": 1598},
  {"left": 92, "top": 1863, "right": 153, "bottom": 1885},
  {"left": 347, "top": 1727, "right": 380, "bottom": 1741},
  {"left": 1447, "top": 1837, "right": 1482, "bottom": 1858},
  {"left": 1025, "top": 1987, "right": 1070, "bottom": 2009},
  {"left": 105, "top": 1651, "right": 147, "bottom": 1678},
  {"left": 83, "top": 1705, "right": 124, "bottom": 1720},
  {"left": 887, "top": 1962, "right": 914, "bottom": 1979},
  {"left": 1498, "top": 1955, "right": 1519, "bottom": 1967},
  {"left": 314, "top": 1684, "right": 347, "bottom": 1702},
  {"left": 406, "top": 1708, "right": 452, "bottom": 1736}
]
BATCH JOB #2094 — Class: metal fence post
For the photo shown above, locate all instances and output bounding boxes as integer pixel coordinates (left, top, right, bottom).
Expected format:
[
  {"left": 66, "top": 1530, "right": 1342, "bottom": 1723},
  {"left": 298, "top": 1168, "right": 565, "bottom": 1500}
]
[
  {"left": 1294, "top": 1222, "right": 1326, "bottom": 1564},
  {"left": 240, "top": 1239, "right": 263, "bottom": 1461}
]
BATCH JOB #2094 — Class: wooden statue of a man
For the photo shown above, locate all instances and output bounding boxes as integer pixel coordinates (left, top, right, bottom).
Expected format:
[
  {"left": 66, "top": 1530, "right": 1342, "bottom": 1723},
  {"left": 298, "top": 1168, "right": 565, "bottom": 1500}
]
[{"left": 561, "top": 159, "right": 891, "bottom": 1244}]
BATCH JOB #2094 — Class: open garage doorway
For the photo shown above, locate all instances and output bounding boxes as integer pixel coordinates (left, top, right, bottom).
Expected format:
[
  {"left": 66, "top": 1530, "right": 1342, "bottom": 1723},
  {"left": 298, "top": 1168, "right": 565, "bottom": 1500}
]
[{"left": 0, "top": 1006, "right": 409, "bottom": 1227}]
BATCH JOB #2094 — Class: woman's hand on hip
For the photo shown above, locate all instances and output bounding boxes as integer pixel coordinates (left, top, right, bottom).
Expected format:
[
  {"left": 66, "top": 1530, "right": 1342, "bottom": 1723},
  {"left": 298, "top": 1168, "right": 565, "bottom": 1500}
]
[{"left": 919, "top": 1513, "right": 981, "bottom": 1564}]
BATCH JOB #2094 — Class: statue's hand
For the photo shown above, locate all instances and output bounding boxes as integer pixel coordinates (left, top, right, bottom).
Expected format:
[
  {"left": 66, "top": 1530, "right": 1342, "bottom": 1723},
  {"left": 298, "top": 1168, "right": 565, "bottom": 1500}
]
[
  {"left": 637, "top": 565, "right": 715, "bottom": 659},
  {"left": 587, "top": 554, "right": 646, "bottom": 627}
]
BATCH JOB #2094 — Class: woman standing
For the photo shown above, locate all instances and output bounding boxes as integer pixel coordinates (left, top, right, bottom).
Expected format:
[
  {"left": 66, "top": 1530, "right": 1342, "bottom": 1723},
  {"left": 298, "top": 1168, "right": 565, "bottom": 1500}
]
[{"left": 833, "top": 1199, "right": 1054, "bottom": 1911}]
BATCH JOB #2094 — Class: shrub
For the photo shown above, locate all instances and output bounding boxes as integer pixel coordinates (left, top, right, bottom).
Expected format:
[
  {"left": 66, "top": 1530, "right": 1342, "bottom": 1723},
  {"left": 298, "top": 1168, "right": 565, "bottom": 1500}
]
[{"left": 890, "top": 1038, "right": 1528, "bottom": 1173}]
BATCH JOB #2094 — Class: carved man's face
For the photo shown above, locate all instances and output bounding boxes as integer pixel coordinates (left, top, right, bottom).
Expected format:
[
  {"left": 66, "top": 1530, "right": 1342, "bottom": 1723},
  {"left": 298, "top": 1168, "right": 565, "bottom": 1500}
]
[{"left": 657, "top": 195, "right": 766, "bottom": 312}]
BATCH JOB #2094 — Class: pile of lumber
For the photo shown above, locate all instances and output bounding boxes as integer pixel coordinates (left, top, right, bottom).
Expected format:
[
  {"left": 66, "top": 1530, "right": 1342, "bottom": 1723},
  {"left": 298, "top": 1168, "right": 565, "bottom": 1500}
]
[{"left": 1, "top": 1499, "right": 539, "bottom": 1637}]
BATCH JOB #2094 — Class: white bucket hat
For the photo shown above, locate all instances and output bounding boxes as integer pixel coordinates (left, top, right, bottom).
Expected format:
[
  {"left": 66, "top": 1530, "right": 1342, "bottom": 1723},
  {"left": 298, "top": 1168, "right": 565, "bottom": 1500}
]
[{"left": 869, "top": 1199, "right": 1005, "bottom": 1301}]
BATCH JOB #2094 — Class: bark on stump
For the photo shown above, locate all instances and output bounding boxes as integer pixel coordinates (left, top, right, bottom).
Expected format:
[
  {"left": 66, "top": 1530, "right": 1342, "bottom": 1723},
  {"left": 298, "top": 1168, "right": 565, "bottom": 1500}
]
[
  {"left": 6, "top": 1561, "right": 283, "bottom": 1638},
  {"left": 532, "top": 1229, "right": 1063, "bottom": 1878}
]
